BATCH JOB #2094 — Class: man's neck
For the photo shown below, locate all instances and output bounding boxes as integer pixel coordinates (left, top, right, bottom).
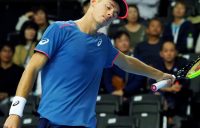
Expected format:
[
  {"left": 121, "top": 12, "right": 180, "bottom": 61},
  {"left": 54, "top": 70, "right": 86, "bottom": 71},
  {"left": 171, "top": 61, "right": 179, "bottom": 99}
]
[
  {"left": 164, "top": 61, "right": 174, "bottom": 70},
  {"left": 39, "top": 23, "right": 48, "bottom": 31},
  {"left": 1, "top": 61, "right": 13, "bottom": 69},
  {"left": 174, "top": 17, "right": 184, "bottom": 25},
  {"left": 75, "top": 10, "right": 99, "bottom": 35},
  {"left": 123, "top": 51, "right": 129, "bottom": 55},
  {"left": 148, "top": 36, "right": 159, "bottom": 44}
]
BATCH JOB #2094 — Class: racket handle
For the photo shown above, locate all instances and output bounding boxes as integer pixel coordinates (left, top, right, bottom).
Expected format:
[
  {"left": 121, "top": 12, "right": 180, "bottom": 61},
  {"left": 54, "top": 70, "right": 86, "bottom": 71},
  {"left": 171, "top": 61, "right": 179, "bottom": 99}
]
[{"left": 151, "top": 75, "right": 176, "bottom": 92}]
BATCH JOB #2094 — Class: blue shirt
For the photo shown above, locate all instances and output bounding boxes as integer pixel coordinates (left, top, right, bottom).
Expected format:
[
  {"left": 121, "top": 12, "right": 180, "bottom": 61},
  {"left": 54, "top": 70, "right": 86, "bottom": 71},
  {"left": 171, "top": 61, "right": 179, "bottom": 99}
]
[{"left": 35, "top": 21, "right": 119, "bottom": 127}]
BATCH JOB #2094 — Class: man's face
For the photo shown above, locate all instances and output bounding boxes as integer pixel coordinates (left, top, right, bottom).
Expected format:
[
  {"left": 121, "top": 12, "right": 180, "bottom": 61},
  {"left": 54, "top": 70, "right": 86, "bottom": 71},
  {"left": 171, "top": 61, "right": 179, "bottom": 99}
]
[
  {"left": 34, "top": 10, "right": 47, "bottom": 26},
  {"left": 0, "top": 46, "right": 13, "bottom": 63},
  {"left": 91, "top": 0, "right": 120, "bottom": 27},
  {"left": 173, "top": 3, "right": 186, "bottom": 18},
  {"left": 115, "top": 34, "right": 130, "bottom": 53},
  {"left": 160, "top": 42, "right": 177, "bottom": 63},
  {"left": 147, "top": 20, "right": 162, "bottom": 37}
]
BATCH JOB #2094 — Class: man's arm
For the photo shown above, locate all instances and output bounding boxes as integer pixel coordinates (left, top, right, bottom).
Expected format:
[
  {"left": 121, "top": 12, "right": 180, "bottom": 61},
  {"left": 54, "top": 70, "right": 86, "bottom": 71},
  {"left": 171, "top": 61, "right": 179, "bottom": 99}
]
[
  {"left": 114, "top": 52, "right": 174, "bottom": 82},
  {"left": 15, "top": 52, "right": 48, "bottom": 98},
  {"left": 4, "top": 52, "right": 48, "bottom": 128}
]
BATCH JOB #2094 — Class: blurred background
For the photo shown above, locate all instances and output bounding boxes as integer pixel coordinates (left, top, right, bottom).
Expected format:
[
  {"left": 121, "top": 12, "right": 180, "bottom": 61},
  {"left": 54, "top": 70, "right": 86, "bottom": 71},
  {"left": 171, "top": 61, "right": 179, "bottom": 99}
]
[{"left": 0, "top": 0, "right": 200, "bottom": 128}]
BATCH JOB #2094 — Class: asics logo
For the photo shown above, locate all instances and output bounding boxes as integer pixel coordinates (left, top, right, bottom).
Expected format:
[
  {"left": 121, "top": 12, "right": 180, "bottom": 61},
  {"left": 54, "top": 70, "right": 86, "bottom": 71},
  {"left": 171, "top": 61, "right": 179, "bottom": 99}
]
[
  {"left": 12, "top": 101, "right": 19, "bottom": 106},
  {"left": 39, "top": 38, "right": 49, "bottom": 45},
  {"left": 97, "top": 39, "right": 102, "bottom": 47}
]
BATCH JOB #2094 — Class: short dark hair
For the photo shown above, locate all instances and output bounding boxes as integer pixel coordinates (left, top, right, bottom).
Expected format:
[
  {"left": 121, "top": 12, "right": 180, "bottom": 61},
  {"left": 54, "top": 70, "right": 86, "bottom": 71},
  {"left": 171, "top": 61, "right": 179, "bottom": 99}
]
[
  {"left": 31, "top": 6, "right": 49, "bottom": 25},
  {"left": 32, "top": 6, "right": 48, "bottom": 14},
  {"left": 83, "top": 0, "right": 90, "bottom": 7},
  {"left": 160, "top": 40, "right": 177, "bottom": 51},
  {"left": 128, "top": 4, "right": 140, "bottom": 22},
  {"left": 0, "top": 42, "right": 15, "bottom": 53},
  {"left": 113, "top": 30, "right": 130, "bottom": 41}
]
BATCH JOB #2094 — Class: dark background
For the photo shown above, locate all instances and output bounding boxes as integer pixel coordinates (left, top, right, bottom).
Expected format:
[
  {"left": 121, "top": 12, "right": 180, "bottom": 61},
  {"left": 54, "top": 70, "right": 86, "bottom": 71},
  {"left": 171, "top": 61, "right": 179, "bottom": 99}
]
[{"left": 0, "top": 0, "right": 83, "bottom": 43}]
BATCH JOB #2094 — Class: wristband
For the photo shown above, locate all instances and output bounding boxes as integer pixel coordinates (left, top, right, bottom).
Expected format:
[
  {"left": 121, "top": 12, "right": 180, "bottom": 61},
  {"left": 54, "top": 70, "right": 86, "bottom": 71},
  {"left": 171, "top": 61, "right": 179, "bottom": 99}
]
[{"left": 9, "top": 96, "right": 27, "bottom": 117}]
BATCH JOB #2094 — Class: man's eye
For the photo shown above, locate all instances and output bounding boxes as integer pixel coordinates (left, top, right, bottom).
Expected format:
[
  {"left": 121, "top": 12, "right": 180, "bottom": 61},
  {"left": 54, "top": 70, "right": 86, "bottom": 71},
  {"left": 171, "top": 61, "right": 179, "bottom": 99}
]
[{"left": 106, "top": 4, "right": 112, "bottom": 10}]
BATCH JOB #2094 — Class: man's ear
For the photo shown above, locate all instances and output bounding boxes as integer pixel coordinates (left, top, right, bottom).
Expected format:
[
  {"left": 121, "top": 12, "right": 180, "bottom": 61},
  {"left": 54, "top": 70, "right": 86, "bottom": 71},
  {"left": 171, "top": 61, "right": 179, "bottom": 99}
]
[{"left": 90, "top": 0, "right": 98, "bottom": 7}]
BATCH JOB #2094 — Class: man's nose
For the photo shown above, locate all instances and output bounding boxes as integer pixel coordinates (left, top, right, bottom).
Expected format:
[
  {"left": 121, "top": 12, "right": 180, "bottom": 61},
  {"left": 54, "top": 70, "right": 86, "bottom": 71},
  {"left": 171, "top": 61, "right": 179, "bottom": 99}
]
[{"left": 107, "top": 10, "right": 115, "bottom": 18}]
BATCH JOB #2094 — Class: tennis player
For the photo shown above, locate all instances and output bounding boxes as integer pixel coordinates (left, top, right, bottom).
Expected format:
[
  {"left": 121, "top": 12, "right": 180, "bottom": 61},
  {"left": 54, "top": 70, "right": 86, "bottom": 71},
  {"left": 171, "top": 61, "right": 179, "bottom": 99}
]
[{"left": 4, "top": 0, "right": 175, "bottom": 128}]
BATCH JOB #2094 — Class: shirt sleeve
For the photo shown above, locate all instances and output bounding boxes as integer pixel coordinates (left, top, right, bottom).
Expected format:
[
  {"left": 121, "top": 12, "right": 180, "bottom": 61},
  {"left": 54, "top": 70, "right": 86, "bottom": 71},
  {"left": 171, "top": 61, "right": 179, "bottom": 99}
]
[
  {"left": 35, "top": 23, "right": 63, "bottom": 59},
  {"left": 104, "top": 37, "right": 119, "bottom": 68}
]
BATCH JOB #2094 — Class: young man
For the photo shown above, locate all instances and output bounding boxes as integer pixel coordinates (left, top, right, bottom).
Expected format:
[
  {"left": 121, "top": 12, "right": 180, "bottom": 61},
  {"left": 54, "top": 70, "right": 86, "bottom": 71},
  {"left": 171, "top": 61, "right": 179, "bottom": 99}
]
[
  {"left": 0, "top": 43, "right": 24, "bottom": 101},
  {"left": 134, "top": 18, "right": 163, "bottom": 67},
  {"left": 4, "top": 0, "right": 174, "bottom": 128},
  {"left": 156, "top": 41, "right": 190, "bottom": 127}
]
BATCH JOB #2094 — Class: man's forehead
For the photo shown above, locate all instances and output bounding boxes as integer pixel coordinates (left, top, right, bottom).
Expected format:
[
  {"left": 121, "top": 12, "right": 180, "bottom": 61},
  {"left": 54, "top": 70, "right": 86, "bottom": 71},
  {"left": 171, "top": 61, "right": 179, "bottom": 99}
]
[
  {"left": 110, "top": 0, "right": 120, "bottom": 13},
  {"left": 103, "top": 0, "right": 120, "bottom": 10}
]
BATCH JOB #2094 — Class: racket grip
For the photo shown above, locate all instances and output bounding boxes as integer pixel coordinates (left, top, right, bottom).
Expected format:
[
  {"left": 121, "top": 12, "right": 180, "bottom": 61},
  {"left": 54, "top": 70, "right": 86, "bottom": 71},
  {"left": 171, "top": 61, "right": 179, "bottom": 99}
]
[{"left": 151, "top": 75, "right": 176, "bottom": 92}]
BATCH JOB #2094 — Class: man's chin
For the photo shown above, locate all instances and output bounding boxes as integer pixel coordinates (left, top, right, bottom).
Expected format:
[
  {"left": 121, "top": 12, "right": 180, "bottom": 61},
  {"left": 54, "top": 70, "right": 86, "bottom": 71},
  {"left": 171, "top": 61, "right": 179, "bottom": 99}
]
[{"left": 165, "top": 59, "right": 175, "bottom": 63}]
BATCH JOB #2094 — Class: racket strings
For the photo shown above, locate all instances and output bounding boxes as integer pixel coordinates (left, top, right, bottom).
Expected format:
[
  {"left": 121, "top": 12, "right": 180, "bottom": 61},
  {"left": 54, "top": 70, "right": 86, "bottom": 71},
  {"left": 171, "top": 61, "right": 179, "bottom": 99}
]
[{"left": 176, "top": 56, "right": 200, "bottom": 79}]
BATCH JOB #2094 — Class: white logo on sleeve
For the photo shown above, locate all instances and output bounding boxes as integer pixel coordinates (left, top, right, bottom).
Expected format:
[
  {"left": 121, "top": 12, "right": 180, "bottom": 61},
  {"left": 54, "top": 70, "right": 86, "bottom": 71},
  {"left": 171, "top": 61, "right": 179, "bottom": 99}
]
[
  {"left": 39, "top": 38, "right": 49, "bottom": 45},
  {"left": 97, "top": 39, "right": 102, "bottom": 47}
]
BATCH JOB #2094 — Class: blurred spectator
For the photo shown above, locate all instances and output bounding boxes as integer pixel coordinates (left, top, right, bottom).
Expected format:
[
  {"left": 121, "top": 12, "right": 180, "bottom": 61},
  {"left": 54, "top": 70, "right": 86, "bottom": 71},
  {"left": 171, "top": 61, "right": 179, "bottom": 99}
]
[
  {"left": 103, "top": 30, "right": 146, "bottom": 97},
  {"left": 162, "top": 1, "right": 195, "bottom": 54},
  {"left": 15, "top": 6, "right": 52, "bottom": 40},
  {"left": 0, "top": 43, "right": 24, "bottom": 101},
  {"left": 132, "top": 0, "right": 160, "bottom": 20},
  {"left": 13, "top": 21, "right": 38, "bottom": 67},
  {"left": 195, "top": 34, "right": 200, "bottom": 53},
  {"left": 155, "top": 41, "right": 191, "bottom": 127},
  {"left": 82, "top": 0, "right": 90, "bottom": 14},
  {"left": 134, "top": 18, "right": 163, "bottom": 67},
  {"left": 119, "top": 4, "right": 146, "bottom": 50},
  {"left": 168, "top": 0, "right": 200, "bottom": 18}
]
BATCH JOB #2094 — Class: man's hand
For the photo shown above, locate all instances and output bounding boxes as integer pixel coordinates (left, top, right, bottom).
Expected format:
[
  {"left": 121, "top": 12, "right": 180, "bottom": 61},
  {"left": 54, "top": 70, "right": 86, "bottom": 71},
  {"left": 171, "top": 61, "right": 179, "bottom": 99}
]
[
  {"left": 171, "top": 84, "right": 181, "bottom": 92},
  {"left": 112, "top": 90, "right": 123, "bottom": 96},
  {"left": 3, "top": 115, "right": 21, "bottom": 128},
  {"left": 24, "top": 11, "right": 34, "bottom": 18},
  {"left": 156, "top": 73, "right": 176, "bottom": 85},
  {"left": 112, "top": 75, "right": 124, "bottom": 90}
]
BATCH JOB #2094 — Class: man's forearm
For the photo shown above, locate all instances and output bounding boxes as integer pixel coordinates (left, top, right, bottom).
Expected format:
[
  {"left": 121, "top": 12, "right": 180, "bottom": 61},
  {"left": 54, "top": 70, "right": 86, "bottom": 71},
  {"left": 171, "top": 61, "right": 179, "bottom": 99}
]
[
  {"left": 15, "top": 65, "right": 38, "bottom": 98},
  {"left": 123, "top": 56, "right": 164, "bottom": 80}
]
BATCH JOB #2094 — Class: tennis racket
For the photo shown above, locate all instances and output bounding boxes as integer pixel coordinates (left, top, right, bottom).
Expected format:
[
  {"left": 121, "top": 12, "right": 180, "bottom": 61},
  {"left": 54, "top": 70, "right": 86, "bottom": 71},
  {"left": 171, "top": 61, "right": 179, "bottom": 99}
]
[{"left": 151, "top": 56, "right": 200, "bottom": 92}]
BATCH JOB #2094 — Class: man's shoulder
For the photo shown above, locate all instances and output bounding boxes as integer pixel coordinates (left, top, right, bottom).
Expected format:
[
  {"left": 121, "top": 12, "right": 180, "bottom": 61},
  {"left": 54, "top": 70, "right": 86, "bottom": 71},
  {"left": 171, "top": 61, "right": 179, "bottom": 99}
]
[
  {"left": 176, "top": 57, "right": 188, "bottom": 64},
  {"left": 52, "top": 21, "right": 76, "bottom": 29}
]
